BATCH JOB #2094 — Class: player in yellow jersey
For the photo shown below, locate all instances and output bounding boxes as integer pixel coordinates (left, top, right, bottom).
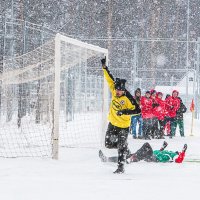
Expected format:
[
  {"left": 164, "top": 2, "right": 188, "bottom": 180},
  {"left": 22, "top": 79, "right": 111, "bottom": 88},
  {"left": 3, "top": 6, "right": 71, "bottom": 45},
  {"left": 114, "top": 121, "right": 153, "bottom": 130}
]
[{"left": 101, "top": 57, "right": 141, "bottom": 174}]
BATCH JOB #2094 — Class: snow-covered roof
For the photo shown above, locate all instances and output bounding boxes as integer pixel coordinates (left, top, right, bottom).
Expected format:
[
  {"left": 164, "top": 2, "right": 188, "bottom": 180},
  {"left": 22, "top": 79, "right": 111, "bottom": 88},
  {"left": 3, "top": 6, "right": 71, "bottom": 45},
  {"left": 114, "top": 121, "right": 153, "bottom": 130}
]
[{"left": 155, "top": 86, "right": 194, "bottom": 95}]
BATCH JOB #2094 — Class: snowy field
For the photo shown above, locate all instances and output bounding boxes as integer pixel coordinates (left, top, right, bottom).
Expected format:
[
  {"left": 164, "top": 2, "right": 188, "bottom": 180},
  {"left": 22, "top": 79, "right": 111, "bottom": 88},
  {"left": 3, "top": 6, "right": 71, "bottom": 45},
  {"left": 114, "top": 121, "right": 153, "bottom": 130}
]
[{"left": 0, "top": 113, "right": 200, "bottom": 200}]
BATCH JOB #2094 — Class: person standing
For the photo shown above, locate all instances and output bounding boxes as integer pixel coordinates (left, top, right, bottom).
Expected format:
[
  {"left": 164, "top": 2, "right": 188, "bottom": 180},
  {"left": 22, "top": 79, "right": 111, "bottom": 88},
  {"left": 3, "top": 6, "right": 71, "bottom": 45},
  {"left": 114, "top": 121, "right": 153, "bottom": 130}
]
[
  {"left": 101, "top": 57, "right": 141, "bottom": 174},
  {"left": 174, "top": 97, "right": 187, "bottom": 137},
  {"left": 155, "top": 92, "right": 166, "bottom": 139},
  {"left": 141, "top": 91, "right": 154, "bottom": 140},
  {"left": 165, "top": 90, "right": 181, "bottom": 138},
  {"left": 164, "top": 94, "right": 171, "bottom": 136},
  {"left": 150, "top": 89, "right": 160, "bottom": 138},
  {"left": 130, "top": 88, "right": 143, "bottom": 139}
]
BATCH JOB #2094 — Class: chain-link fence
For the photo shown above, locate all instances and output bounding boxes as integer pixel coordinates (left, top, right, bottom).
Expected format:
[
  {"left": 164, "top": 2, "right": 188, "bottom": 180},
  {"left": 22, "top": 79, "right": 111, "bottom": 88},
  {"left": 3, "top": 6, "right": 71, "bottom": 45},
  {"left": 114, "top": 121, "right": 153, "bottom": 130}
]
[{"left": 1, "top": 19, "right": 200, "bottom": 119}]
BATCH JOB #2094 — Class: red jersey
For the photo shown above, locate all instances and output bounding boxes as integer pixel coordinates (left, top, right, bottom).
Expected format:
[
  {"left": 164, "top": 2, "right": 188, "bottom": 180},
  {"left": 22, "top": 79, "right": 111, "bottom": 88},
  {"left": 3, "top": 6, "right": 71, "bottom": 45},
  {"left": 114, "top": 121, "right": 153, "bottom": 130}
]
[{"left": 141, "top": 96, "right": 154, "bottom": 119}]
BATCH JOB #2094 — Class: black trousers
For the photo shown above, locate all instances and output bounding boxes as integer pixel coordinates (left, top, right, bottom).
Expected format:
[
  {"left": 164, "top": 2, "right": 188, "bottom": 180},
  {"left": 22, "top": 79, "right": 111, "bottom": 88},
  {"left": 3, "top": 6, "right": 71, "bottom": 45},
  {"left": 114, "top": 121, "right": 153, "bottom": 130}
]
[
  {"left": 151, "top": 117, "right": 159, "bottom": 138},
  {"left": 105, "top": 142, "right": 155, "bottom": 163},
  {"left": 158, "top": 120, "right": 165, "bottom": 137},
  {"left": 142, "top": 118, "right": 152, "bottom": 138},
  {"left": 143, "top": 118, "right": 159, "bottom": 138},
  {"left": 134, "top": 142, "right": 153, "bottom": 161},
  {"left": 105, "top": 123, "right": 129, "bottom": 165}
]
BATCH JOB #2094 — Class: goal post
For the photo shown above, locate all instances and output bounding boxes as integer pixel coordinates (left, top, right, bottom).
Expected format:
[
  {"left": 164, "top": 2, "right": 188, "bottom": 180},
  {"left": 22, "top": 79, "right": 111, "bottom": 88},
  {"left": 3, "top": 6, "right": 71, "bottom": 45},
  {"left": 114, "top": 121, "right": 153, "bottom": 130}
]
[
  {"left": 52, "top": 34, "right": 61, "bottom": 160},
  {"left": 52, "top": 33, "right": 109, "bottom": 159},
  {"left": 0, "top": 33, "right": 108, "bottom": 159}
]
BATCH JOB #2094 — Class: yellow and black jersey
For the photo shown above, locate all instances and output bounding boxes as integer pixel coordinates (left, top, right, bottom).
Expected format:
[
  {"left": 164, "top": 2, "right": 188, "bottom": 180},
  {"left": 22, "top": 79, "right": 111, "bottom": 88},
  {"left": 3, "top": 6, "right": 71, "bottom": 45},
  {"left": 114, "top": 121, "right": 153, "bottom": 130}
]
[{"left": 103, "top": 67, "right": 141, "bottom": 128}]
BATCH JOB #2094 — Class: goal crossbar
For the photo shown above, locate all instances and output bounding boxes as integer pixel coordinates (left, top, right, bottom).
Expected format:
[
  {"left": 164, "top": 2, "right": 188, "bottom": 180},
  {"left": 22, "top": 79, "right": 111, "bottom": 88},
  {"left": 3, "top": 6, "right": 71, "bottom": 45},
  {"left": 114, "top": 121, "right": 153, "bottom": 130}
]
[{"left": 57, "top": 34, "right": 108, "bottom": 55}]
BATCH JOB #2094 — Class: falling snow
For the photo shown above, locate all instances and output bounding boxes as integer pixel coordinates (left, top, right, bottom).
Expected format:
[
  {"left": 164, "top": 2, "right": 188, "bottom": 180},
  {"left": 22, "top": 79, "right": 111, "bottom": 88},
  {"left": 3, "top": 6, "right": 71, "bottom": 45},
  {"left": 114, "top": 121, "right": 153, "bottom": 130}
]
[{"left": 0, "top": 1, "right": 200, "bottom": 200}]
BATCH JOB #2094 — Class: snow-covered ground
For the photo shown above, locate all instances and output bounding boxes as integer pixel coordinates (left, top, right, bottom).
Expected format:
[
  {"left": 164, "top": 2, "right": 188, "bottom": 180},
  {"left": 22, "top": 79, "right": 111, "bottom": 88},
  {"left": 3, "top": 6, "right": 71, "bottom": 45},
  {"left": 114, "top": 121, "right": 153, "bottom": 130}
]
[{"left": 0, "top": 113, "right": 200, "bottom": 200}]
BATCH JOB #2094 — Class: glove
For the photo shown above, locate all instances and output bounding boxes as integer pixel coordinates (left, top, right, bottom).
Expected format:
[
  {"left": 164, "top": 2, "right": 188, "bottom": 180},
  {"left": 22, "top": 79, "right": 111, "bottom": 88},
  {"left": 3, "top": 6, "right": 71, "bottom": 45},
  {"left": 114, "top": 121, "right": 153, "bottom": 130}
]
[
  {"left": 101, "top": 57, "right": 106, "bottom": 67},
  {"left": 116, "top": 110, "right": 124, "bottom": 116}
]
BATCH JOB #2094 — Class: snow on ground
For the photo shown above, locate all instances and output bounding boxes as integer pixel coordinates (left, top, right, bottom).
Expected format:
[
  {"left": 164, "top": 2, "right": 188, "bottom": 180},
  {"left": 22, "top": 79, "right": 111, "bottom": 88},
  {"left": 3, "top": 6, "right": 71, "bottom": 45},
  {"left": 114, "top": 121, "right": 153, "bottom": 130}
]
[{"left": 0, "top": 113, "right": 200, "bottom": 200}]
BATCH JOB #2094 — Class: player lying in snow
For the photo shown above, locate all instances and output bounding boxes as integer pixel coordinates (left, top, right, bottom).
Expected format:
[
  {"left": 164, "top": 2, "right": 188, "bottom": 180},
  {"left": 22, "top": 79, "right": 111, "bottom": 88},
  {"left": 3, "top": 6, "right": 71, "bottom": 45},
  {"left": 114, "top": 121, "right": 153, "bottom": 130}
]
[{"left": 99, "top": 141, "right": 187, "bottom": 164}]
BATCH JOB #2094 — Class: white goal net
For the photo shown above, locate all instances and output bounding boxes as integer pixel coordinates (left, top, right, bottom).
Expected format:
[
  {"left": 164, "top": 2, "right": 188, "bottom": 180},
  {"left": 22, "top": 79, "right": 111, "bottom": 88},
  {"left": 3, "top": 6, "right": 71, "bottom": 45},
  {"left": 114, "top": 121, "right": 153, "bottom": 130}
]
[{"left": 0, "top": 33, "right": 108, "bottom": 158}]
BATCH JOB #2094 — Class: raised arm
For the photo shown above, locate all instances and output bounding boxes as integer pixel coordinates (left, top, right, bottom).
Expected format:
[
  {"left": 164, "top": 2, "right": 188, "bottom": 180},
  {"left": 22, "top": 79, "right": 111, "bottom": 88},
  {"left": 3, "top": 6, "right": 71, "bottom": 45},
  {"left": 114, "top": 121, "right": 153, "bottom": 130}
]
[{"left": 101, "top": 57, "right": 115, "bottom": 92}]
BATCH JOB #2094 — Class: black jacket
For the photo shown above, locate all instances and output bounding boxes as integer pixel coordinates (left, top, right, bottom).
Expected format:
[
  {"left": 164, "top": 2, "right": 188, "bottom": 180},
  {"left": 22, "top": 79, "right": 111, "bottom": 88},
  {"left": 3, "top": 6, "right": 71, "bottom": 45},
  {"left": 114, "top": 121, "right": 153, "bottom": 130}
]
[{"left": 176, "top": 101, "right": 187, "bottom": 120}]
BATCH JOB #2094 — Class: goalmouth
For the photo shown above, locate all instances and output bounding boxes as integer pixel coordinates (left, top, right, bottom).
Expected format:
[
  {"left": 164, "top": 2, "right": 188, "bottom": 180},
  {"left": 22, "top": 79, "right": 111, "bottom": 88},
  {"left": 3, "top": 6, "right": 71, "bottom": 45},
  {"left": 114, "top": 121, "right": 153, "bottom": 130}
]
[{"left": 0, "top": 33, "right": 108, "bottom": 159}]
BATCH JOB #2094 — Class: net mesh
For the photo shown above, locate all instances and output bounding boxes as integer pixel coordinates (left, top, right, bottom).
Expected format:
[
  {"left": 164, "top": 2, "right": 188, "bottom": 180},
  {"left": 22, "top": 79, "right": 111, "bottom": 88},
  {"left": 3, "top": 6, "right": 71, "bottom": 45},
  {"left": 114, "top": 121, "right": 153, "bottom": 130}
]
[{"left": 0, "top": 35, "right": 107, "bottom": 157}]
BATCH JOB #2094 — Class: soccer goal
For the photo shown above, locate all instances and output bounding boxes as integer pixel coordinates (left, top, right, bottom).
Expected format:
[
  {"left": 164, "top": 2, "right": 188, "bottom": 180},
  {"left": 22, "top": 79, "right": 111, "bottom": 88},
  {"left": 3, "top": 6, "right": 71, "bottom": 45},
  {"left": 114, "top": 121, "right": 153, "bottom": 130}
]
[{"left": 0, "top": 33, "right": 108, "bottom": 159}]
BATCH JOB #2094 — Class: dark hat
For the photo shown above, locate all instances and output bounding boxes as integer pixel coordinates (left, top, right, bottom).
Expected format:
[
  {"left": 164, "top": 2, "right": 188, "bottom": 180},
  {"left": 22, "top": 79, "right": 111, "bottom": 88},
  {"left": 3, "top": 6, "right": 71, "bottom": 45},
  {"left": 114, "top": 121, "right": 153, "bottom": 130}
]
[
  {"left": 135, "top": 88, "right": 141, "bottom": 93},
  {"left": 150, "top": 89, "right": 156, "bottom": 95},
  {"left": 157, "top": 92, "right": 163, "bottom": 96},
  {"left": 172, "top": 90, "right": 179, "bottom": 96},
  {"left": 165, "top": 94, "right": 170, "bottom": 99},
  {"left": 145, "top": 90, "right": 150, "bottom": 94},
  {"left": 114, "top": 78, "right": 126, "bottom": 91}
]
